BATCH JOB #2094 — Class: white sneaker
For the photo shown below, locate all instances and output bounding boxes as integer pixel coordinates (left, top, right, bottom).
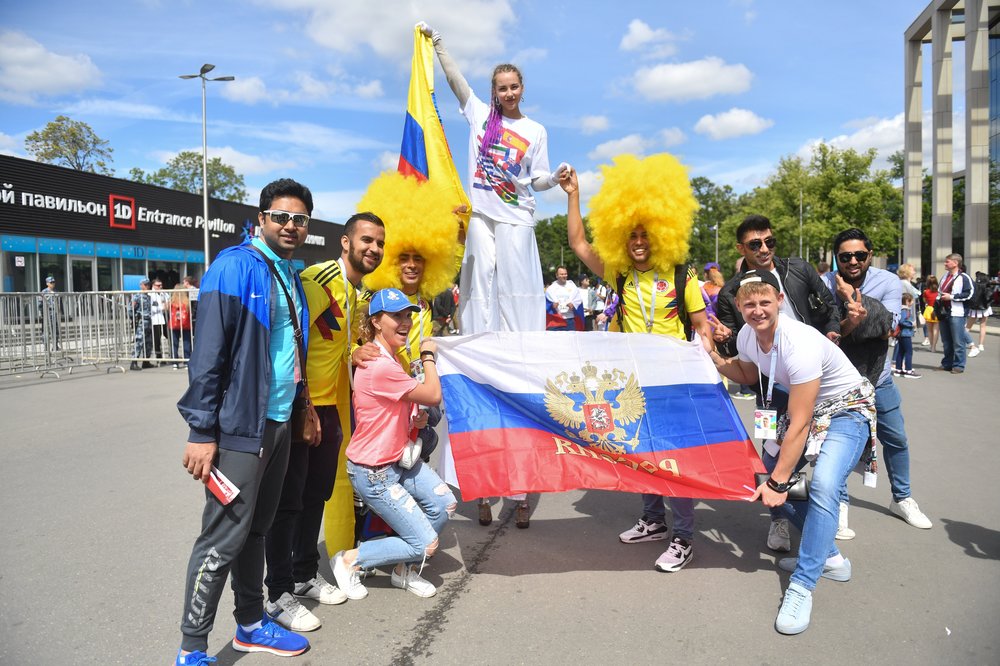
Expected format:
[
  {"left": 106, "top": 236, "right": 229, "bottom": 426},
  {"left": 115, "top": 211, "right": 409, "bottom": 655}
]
[
  {"left": 294, "top": 574, "right": 347, "bottom": 605},
  {"left": 890, "top": 497, "right": 932, "bottom": 529},
  {"left": 968, "top": 346, "right": 981, "bottom": 358},
  {"left": 265, "top": 591, "right": 321, "bottom": 632},
  {"left": 390, "top": 564, "right": 437, "bottom": 598},
  {"left": 921, "top": 338, "right": 931, "bottom": 346},
  {"left": 766, "top": 518, "right": 791, "bottom": 552},
  {"left": 331, "top": 550, "right": 368, "bottom": 600},
  {"left": 618, "top": 517, "right": 669, "bottom": 543},
  {"left": 835, "top": 502, "right": 855, "bottom": 540}
]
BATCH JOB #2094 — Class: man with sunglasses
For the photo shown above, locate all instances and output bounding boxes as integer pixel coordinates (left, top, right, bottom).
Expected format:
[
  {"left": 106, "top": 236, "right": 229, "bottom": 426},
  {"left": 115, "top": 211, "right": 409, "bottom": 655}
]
[
  {"left": 713, "top": 215, "right": 840, "bottom": 551},
  {"left": 175, "top": 179, "right": 313, "bottom": 665},
  {"left": 263, "top": 212, "right": 386, "bottom": 632},
  {"left": 822, "top": 228, "right": 932, "bottom": 534}
]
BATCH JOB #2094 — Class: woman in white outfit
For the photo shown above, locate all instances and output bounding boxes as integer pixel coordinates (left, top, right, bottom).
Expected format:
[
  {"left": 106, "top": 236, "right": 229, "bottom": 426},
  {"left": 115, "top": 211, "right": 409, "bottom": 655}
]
[{"left": 419, "top": 21, "right": 568, "bottom": 528}]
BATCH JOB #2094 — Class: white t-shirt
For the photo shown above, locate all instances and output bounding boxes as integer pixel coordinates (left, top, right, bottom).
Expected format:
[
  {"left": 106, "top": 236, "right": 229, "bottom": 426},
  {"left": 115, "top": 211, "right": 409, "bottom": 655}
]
[
  {"left": 771, "top": 268, "right": 801, "bottom": 322},
  {"left": 737, "top": 314, "right": 861, "bottom": 403},
  {"left": 461, "top": 92, "right": 551, "bottom": 227},
  {"left": 545, "top": 280, "right": 581, "bottom": 317}
]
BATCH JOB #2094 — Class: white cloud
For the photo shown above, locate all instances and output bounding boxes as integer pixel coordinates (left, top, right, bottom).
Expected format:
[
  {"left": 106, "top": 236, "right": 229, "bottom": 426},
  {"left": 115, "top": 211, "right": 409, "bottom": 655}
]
[
  {"left": 660, "top": 127, "right": 687, "bottom": 147},
  {"left": 798, "top": 113, "right": 907, "bottom": 170},
  {"left": 619, "top": 19, "right": 678, "bottom": 59},
  {"left": 588, "top": 134, "right": 651, "bottom": 160},
  {"left": 375, "top": 150, "right": 399, "bottom": 171},
  {"left": 354, "top": 80, "right": 384, "bottom": 99},
  {"left": 633, "top": 57, "right": 752, "bottom": 102},
  {"left": 536, "top": 168, "right": 603, "bottom": 216},
  {"left": 0, "top": 31, "right": 101, "bottom": 104},
  {"left": 239, "top": 121, "right": 393, "bottom": 156},
  {"left": 0, "top": 131, "right": 22, "bottom": 156},
  {"left": 291, "top": 1, "right": 517, "bottom": 76},
  {"left": 222, "top": 76, "right": 269, "bottom": 104},
  {"left": 694, "top": 108, "right": 774, "bottom": 140},
  {"left": 311, "top": 188, "right": 367, "bottom": 222},
  {"left": 511, "top": 47, "right": 548, "bottom": 65},
  {"left": 59, "top": 99, "right": 192, "bottom": 122},
  {"left": 153, "top": 146, "right": 295, "bottom": 176},
  {"left": 580, "top": 115, "right": 610, "bottom": 135},
  {"left": 588, "top": 128, "right": 686, "bottom": 160}
]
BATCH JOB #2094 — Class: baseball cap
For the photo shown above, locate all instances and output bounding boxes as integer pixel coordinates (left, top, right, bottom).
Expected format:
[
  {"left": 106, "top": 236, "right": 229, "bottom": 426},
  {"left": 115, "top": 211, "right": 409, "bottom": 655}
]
[
  {"left": 703, "top": 262, "right": 720, "bottom": 272},
  {"left": 140, "top": 278, "right": 152, "bottom": 287},
  {"left": 738, "top": 269, "right": 781, "bottom": 292},
  {"left": 369, "top": 288, "right": 420, "bottom": 316},
  {"left": 45, "top": 276, "right": 55, "bottom": 284}
]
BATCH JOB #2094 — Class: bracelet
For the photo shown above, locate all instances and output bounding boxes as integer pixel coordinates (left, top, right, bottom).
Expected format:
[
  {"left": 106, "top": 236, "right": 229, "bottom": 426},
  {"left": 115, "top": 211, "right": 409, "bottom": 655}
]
[
  {"left": 421, "top": 358, "right": 436, "bottom": 364},
  {"left": 420, "top": 350, "right": 435, "bottom": 358}
]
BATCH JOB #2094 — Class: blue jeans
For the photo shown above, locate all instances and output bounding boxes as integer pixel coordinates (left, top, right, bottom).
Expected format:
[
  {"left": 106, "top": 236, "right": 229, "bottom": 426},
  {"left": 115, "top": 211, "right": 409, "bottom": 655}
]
[
  {"left": 641, "top": 495, "right": 694, "bottom": 540},
  {"left": 939, "top": 315, "right": 967, "bottom": 370},
  {"left": 780, "top": 411, "right": 870, "bottom": 591},
  {"left": 348, "top": 459, "right": 456, "bottom": 570},
  {"left": 893, "top": 336, "right": 913, "bottom": 371}
]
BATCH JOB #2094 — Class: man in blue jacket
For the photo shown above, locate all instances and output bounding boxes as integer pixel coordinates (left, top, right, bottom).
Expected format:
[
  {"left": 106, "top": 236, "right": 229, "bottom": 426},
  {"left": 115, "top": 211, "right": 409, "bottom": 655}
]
[{"left": 174, "top": 179, "right": 314, "bottom": 665}]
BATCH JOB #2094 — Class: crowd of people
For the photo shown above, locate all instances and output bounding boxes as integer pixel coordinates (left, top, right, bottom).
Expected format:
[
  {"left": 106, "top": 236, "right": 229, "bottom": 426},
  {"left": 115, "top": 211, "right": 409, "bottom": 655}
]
[{"left": 169, "top": 24, "right": 994, "bottom": 666}]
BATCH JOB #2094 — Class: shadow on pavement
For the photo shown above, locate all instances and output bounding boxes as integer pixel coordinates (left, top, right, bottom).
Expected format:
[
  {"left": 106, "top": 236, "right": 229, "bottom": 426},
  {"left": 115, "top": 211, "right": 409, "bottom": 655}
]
[{"left": 939, "top": 517, "right": 1000, "bottom": 560}]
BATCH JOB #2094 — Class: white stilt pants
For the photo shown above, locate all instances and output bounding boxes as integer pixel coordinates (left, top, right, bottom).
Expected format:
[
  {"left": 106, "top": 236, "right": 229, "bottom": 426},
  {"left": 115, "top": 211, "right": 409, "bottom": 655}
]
[{"left": 458, "top": 212, "right": 545, "bottom": 336}]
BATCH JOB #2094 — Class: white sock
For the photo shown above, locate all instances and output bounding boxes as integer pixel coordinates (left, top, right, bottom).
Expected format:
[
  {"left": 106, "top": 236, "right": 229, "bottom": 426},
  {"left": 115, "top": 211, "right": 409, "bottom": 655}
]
[
  {"left": 240, "top": 620, "right": 263, "bottom": 632},
  {"left": 826, "top": 554, "right": 845, "bottom": 567}
]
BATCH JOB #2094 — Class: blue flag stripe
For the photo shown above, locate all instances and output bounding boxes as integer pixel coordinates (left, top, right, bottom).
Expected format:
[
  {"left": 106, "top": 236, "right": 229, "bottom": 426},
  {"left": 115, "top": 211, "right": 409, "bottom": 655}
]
[{"left": 442, "top": 374, "right": 748, "bottom": 454}]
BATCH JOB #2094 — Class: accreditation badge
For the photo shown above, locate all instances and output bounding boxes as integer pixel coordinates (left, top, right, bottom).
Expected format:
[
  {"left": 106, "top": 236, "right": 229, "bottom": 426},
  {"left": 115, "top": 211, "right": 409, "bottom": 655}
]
[
  {"left": 754, "top": 409, "right": 778, "bottom": 440},
  {"left": 409, "top": 358, "right": 425, "bottom": 383}
]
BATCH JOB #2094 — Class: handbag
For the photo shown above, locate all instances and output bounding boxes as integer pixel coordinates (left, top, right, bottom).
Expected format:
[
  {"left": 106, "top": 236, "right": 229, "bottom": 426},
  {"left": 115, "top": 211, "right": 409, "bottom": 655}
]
[
  {"left": 755, "top": 472, "right": 809, "bottom": 502},
  {"left": 932, "top": 298, "right": 949, "bottom": 320},
  {"left": 252, "top": 246, "right": 315, "bottom": 444},
  {"left": 398, "top": 434, "right": 423, "bottom": 470}
]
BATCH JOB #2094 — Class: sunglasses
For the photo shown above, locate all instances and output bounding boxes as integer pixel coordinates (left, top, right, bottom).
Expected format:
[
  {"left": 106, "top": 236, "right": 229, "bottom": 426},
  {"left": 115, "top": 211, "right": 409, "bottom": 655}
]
[
  {"left": 837, "top": 251, "right": 870, "bottom": 264},
  {"left": 743, "top": 237, "right": 776, "bottom": 252},
  {"left": 263, "top": 210, "right": 310, "bottom": 228}
]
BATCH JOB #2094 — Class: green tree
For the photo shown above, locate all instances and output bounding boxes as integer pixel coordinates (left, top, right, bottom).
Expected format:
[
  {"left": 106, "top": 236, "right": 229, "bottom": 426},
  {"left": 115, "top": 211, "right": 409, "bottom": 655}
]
[
  {"left": 689, "top": 176, "right": 737, "bottom": 269},
  {"left": 24, "top": 115, "right": 114, "bottom": 175},
  {"left": 130, "top": 151, "right": 247, "bottom": 203}
]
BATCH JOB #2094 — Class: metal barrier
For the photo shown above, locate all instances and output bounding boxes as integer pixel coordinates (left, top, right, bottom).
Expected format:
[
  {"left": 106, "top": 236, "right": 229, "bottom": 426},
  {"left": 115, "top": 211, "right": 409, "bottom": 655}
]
[{"left": 0, "top": 290, "right": 197, "bottom": 378}]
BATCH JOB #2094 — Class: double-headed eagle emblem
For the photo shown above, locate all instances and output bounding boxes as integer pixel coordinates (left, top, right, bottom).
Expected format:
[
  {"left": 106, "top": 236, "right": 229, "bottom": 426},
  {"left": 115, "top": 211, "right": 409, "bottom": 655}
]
[{"left": 544, "top": 362, "right": 646, "bottom": 455}]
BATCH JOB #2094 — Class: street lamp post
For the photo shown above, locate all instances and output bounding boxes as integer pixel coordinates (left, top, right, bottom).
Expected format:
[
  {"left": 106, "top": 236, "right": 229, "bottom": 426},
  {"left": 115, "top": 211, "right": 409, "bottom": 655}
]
[{"left": 179, "top": 64, "right": 234, "bottom": 271}]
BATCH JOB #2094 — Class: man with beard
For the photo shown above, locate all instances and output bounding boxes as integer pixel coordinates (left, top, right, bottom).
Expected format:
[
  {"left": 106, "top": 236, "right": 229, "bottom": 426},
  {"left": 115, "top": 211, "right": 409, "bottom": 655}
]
[
  {"left": 263, "top": 212, "right": 385, "bottom": 632},
  {"left": 822, "top": 228, "right": 932, "bottom": 534},
  {"left": 712, "top": 215, "right": 840, "bottom": 550}
]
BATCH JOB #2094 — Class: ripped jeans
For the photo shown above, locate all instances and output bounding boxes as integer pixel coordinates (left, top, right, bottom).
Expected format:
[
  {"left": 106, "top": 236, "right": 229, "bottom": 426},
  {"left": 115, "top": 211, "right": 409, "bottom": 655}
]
[{"left": 347, "top": 459, "right": 456, "bottom": 570}]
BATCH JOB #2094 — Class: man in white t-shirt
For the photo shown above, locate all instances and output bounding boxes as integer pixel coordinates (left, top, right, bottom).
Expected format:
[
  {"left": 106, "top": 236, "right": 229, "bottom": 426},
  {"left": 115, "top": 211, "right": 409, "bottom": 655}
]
[
  {"left": 544, "top": 266, "right": 581, "bottom": 331},
  {"left": 708, "top": 269, "right": 874, "bottom": 636}
]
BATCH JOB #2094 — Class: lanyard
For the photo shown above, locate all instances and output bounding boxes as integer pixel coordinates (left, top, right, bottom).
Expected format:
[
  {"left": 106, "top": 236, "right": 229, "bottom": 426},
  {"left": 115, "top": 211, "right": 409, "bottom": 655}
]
[
  {"left": 633, "top": 269, "right": 658, "bottom": 333},
  {"left": 757, "top": 338, "right": 778, "bottom": 409},
  {"left": 339, "top": 257, "right": 359, "bottom": 389}
]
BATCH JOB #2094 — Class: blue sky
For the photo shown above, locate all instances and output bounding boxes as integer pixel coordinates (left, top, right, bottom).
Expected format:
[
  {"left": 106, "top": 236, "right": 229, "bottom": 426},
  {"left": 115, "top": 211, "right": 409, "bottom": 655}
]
[{"left": 0, "top": 1, "right": 952, "bottom": 224}]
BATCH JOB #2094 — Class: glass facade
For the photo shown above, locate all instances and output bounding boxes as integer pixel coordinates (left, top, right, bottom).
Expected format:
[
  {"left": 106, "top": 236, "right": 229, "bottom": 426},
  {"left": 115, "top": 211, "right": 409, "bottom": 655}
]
[{"left": 990, "top": 20, "right": 1000, "bottom": 164}]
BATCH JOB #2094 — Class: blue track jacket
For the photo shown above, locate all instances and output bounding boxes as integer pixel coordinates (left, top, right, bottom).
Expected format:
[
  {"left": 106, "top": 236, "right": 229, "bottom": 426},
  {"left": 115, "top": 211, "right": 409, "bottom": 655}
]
[{"left": 177, "top": 242, "right": 309, "bottom": 454}]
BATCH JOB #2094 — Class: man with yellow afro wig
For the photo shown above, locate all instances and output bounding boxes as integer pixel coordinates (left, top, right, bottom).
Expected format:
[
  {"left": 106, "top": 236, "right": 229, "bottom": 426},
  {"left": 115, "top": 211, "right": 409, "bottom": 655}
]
[
  {"left": 357, "top": 171, "right": 464, "bottom": 377},
  {"left": 559, "top": 153, "right": 717, "bottom": 575}
]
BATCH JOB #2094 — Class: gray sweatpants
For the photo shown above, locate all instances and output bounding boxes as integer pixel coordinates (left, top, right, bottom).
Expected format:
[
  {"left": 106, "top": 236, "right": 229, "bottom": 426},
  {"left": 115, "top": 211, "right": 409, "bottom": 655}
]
[{"left": 179, "top": 419, "right": 291, "bottom": 652}]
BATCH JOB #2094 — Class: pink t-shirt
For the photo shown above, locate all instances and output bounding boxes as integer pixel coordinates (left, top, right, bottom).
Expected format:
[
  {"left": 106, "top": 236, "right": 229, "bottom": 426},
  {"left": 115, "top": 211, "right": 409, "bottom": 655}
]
[{"left": 347, "top": 347, "right": 419, "bottom": 467}]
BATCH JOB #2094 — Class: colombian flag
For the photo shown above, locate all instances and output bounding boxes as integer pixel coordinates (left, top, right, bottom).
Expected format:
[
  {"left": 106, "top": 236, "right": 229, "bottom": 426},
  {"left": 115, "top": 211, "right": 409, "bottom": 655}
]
[
  {"left": 436, "top": 332, "right": 764, "bottom": 501},
  {"left": 398, "top": 26, "right": 470, "bottom": 221}
]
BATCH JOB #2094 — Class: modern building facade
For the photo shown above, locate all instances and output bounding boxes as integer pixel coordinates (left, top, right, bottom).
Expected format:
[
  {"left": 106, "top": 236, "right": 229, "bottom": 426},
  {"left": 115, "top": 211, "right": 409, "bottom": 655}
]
[
  {"left": 0, "top": 155, "right": 342, "bottom": 292},
  {"left": 904, "top": 0, "right": 997, "bottom": 278}
]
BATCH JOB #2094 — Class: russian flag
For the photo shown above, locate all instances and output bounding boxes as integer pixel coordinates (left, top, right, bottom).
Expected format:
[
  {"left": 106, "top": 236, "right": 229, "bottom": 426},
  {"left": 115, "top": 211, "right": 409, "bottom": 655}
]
[
  {"left": 545, "top": 296, "right": 586, "bottom": 330},
  {"left": 436, "top": 332, "right": 764, "bottom": 501},
  {"left": 398, "top": 27, "right": 470, "bottom": 219}
]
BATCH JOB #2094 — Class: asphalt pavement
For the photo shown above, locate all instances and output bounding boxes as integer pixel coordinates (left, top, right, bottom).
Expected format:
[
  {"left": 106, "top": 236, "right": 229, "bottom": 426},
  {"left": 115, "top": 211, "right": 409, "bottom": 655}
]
[{"left": 1, "top": 322, "right": 998, "bottom": 665}]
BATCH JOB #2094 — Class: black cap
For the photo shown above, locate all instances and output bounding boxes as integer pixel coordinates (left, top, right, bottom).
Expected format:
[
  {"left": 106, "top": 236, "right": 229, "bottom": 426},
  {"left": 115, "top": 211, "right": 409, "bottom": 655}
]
[{"left": 738, "top": 269, "right": 781, "bottom": 292}]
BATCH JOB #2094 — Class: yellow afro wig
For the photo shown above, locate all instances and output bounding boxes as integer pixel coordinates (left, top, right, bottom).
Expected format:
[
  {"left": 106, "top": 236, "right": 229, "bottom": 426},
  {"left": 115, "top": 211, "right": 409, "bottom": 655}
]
[
  {"left": 357, "top": 171, "right": 461, "bottom": 298},
  {"left": 587, "top": 153, "right": 698, "bottom": 277}
]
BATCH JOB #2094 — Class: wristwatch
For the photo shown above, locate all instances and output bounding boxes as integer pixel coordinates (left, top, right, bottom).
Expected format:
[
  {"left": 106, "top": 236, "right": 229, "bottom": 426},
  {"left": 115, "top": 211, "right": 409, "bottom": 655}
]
[{"left": 766, "top": 472, "right": 802, "bottom": 494}]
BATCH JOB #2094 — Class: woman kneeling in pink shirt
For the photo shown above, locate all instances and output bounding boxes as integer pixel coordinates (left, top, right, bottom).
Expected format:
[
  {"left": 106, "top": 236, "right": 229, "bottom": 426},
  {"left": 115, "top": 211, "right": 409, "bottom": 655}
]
[{"left": 332, "top": 288, "right": 456, "bottom": 599}]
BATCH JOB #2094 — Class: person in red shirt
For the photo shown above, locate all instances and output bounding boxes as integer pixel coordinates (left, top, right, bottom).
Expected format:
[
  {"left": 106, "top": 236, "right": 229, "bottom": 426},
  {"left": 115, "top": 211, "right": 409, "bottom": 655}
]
[{"left": 331, "top": 289, "right": 456, "bottom": 601}]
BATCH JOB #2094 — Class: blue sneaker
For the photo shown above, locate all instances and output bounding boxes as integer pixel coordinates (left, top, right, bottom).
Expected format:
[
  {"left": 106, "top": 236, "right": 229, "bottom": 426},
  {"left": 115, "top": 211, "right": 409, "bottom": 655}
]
[
  {"left": 775, "top": 582, "right": 813, "bottom": 635},
  {"left": 232, "top": 616, "right": 309, "bottom": 657},
  {"left": 176, "top": 650, "right": 216, "bottom": 665}
]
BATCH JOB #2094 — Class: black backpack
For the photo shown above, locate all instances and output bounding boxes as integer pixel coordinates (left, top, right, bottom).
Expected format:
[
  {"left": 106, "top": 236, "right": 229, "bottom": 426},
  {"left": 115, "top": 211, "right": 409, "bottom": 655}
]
[
  {"left": 615, "top": 264, "right": 693, "bottom": 340},
  {"left": 969, "top": 272, "right": 991, "bottom": 311}
]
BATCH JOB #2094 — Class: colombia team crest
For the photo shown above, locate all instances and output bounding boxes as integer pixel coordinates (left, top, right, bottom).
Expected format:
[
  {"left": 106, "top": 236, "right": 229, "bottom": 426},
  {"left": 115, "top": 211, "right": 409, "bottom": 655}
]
[{"left": 544, "top": 362, "right": 647, "bottom": 455}]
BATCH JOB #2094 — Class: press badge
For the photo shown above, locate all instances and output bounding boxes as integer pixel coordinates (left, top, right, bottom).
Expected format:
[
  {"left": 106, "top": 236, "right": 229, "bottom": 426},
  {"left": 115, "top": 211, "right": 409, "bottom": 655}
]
[
  {"left": 754, "top": 409, "right": 778, "bottom": 440},
  {"left": 409, "top": 358, "right": 425, "bottom": 383}
]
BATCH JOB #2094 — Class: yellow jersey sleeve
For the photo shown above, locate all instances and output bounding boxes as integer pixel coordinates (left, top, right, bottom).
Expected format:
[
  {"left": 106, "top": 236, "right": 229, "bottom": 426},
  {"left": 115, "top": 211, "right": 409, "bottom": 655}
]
[{"left": 300, "top": 260, "right": 350, "bottom": 406}]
